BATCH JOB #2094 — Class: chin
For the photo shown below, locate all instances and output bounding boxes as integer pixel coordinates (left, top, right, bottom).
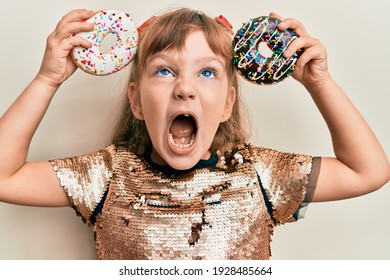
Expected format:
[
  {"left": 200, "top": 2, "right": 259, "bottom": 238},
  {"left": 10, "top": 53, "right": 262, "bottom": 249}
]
[{"left": 165, "top": 155, "right": 201, "bottom": 170}]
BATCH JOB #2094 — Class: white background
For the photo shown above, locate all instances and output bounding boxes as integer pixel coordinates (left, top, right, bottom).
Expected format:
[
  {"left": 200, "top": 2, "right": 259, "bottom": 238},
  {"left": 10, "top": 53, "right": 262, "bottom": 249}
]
[{"left": 0, "top": 0, "right": 389, "bottom": 259}]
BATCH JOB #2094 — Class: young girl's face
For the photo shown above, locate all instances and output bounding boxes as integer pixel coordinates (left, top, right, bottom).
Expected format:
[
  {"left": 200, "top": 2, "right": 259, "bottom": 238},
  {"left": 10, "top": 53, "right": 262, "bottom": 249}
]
[{"left": 130, "top": 30, "right": 236, "bottom": 170}]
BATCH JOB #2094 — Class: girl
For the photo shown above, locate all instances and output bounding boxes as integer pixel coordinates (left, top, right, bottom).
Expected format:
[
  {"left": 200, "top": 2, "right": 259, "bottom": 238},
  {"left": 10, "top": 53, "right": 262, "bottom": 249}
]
[{"left": 0, "top": 8, "right": 388, "bottom": 259}]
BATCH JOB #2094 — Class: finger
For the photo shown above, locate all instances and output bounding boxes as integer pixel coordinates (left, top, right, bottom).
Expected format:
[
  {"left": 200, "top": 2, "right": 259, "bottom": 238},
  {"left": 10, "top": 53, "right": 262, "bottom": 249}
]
[
  {"left": 277, "top": 18, "right": 307, "bottom": 37},
  {"left": 295, "top": 48, "right": 316, "bottom": 69},
  {"left": 46, "top": 35, "right": 92, "bottom": 58},
  {"left": 269, "top": 12, "right": 284, "bottom": 21},
  {"left": 62, "top": 36, "right": 93, "bottom": 51},
  {"left": 59, "top": 9, "right": 95, "bottom": 25},
  {"left": 295, "top": 45, "right": 325, "bottom": 69},
  {"left": 55, "top": 9, "right": 95, "bottom": 34},
  {"left": 284, "top": 36, "right": 318, "bottom": 58},
  {"left": 53, "top": 21, "right": 94, "bottom": 40}
]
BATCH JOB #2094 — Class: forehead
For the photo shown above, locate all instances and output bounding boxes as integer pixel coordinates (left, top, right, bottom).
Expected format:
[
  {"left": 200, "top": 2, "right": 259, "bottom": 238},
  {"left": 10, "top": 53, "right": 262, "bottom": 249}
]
[{"left": 146, "top": 31, "right": 226, "bottom": 66}]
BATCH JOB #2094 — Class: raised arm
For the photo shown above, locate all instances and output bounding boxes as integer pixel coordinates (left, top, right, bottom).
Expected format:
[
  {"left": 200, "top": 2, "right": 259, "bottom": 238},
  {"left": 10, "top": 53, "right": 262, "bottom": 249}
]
[
  {"left": 273, "top": 12, "right": 390, "bottom": 202},
  {"left": 0, "top": 9, "right": 94, "bottom": 206}
]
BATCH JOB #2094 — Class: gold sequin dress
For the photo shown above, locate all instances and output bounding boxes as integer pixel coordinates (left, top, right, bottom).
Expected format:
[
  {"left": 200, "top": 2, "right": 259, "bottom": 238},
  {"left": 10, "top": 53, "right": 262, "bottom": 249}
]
[{"left": 50, "top": 144, "right": 315, "bottom": 260}]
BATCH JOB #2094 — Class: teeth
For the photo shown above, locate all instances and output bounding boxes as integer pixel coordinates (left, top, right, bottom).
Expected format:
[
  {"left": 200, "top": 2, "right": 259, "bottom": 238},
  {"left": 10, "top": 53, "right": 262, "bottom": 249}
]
[
  {"left": 169, "top": 134, "right": 195, "bottom": 149},
  {"left": 183, "top": 114, "right": 190, "bottom": 117}
]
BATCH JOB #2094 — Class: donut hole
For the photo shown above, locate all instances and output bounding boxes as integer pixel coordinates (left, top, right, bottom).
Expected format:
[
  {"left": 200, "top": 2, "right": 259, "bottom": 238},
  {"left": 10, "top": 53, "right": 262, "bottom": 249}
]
[
  {"left": 257, "top": 41, "right": 273, "bottom": 58},
  {"left": 100, "top": 33, "right": 118, "bottom": 54}
]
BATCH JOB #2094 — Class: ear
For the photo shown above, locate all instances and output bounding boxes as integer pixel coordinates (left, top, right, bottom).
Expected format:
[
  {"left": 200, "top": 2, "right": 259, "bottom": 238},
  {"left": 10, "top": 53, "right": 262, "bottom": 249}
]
[
  {"left": 128, "top": 82, "right": 144, "bottom": 120},
  {"left": 221, "top": 86, "right": 236, "bottom": 122}
]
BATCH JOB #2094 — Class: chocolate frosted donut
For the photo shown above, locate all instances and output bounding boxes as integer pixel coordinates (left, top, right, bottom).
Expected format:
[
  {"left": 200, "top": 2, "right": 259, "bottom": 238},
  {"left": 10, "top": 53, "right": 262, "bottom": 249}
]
[{"left": 233, "top": 16, "right": 299, "bottom": 85}]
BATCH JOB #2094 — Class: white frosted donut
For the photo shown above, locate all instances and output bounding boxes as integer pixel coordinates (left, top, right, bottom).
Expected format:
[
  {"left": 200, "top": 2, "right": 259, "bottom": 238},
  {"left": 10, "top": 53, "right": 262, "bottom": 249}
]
[{"left": 72, "top": 10, "right": 138, "bottom": 75}]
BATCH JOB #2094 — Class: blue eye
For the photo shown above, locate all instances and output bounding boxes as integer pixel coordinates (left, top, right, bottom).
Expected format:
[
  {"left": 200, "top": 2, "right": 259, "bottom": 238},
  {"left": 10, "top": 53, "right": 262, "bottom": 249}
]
[
  {"left": 200, "top": 69, "right": 216, "bottom": 78},
  {"left": 156, "top": 67, "right": 173, "bottom": 76}
]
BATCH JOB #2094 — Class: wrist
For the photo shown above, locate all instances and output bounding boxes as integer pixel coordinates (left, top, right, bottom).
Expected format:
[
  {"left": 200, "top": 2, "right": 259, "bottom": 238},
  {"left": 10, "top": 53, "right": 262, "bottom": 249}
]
[
  {"left": 303, "top": 73, "right": 334, "bottom": 96},
  {"left": 33, "top": 73, "right": 62, "bottom": 95}
]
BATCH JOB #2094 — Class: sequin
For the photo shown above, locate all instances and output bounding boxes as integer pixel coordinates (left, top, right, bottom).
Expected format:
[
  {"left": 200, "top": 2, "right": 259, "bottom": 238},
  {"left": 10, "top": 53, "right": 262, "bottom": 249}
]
[{"left": 50, "top": 144, "right": 312, "bottom": 259}]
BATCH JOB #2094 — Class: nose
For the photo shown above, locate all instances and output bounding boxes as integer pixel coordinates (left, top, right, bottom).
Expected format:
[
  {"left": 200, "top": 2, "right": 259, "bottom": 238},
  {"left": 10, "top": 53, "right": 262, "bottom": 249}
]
[{"left": 173, "top": 75, "right": 197, "bottom": 100}]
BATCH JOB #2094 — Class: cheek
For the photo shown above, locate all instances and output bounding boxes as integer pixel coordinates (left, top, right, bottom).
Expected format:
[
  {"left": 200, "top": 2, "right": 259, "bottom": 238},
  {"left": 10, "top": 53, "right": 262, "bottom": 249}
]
[
  {"left": 142, "top": 103, "right": 162, "bottom": 128},
  {"left": 140, "top": 93, "right": 168, "bottom": 135},
  {"left": 202, "top": 84, "right": 229, "bottom": 114},
  {"left": 140, "top": 87, "right": 166, "bottom": 114}
]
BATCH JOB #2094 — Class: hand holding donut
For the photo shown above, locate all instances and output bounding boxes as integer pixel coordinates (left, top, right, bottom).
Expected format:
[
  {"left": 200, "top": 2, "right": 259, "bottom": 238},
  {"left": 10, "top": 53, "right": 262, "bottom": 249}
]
[
  {"left": 38, "top": 9, "right": 95, "bottom": 87},
  {"left": 270, "top": 12, "right": 331, "bottom": 89}
]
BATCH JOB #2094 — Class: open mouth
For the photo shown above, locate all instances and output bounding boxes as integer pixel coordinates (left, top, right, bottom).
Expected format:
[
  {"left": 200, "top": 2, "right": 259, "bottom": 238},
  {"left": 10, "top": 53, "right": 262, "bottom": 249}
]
[{"left": 168, "top": 114, "right": 197, "bottom": 150}]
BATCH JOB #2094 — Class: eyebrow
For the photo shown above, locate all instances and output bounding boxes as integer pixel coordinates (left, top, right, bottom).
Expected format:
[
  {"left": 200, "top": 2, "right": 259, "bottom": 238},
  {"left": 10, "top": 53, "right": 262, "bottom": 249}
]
[{"left": 148, "top": 53, "right": 226, "bottom": 67}]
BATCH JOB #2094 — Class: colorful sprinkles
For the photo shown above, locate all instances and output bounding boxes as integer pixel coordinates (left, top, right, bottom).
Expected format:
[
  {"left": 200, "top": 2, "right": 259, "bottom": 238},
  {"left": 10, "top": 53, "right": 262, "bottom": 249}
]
[
  {"left": 72, "top": 10, "right": 138, "bottom": 76},
  {"left": 233, "top": 16, "right": 299, "bottom": 85}
]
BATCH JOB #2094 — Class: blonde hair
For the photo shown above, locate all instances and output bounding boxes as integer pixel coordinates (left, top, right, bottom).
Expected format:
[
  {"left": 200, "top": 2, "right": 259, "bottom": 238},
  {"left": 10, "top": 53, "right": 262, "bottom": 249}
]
[{"left": 112, "top": 8, "right": 250, "bottom": 155}]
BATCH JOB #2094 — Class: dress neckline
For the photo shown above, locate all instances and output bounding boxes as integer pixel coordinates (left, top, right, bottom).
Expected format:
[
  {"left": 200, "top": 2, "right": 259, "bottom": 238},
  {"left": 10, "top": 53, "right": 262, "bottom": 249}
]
[{"left": 143, "top": 153, "right": 218, "bottom": 176}]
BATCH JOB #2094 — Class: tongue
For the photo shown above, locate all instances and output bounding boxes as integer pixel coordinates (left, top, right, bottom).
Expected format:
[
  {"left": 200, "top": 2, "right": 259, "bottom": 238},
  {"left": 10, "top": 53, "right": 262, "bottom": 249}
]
[{"left": 169, "top": 116, "right": 196, "bottom": 145}]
